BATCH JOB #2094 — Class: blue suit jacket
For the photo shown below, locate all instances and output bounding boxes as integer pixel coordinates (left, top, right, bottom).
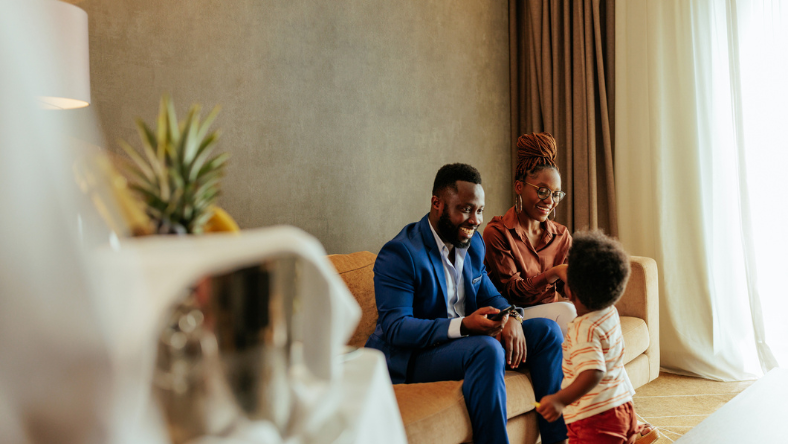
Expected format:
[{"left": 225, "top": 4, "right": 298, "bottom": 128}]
[{"left": 366, "top": 215, "right": 512, "bottom": 383}]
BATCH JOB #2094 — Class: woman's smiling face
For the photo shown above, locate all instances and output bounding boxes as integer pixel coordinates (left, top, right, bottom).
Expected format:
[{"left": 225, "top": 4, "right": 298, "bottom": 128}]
[{"left": 518, "top": 168, "right": 562, "bottom": 222}]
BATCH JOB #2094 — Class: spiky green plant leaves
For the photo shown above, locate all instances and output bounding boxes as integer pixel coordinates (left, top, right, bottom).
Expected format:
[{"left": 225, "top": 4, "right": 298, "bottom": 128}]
[{"left": 119, "top": 94, "right": 228, "bottom": 234}]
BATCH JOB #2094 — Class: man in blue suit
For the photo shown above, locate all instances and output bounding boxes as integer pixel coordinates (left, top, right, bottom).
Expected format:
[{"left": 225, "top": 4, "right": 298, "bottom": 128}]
[{"left": 366, "top": 163, "right": 567, "bottom": 444}]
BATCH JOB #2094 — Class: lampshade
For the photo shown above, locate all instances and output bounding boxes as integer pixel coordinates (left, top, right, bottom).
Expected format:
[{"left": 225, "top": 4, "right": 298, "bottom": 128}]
[{"left": 38, "top": 0, "right": 90, "bottom": 110}]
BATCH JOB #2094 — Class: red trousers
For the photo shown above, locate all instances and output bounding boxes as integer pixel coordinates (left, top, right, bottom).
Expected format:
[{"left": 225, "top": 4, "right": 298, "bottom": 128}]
[{"left": 567, "top": 401, "right": 641, "bottom": 444}]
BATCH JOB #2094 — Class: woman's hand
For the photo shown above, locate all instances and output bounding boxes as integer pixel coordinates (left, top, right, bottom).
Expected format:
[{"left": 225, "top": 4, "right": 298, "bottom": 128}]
[
  {"left": 500, "top": 316, "right": 526, "bottom": 368},
  {"left": 548, "top": 264, "right": 568, "bottom": 284}
]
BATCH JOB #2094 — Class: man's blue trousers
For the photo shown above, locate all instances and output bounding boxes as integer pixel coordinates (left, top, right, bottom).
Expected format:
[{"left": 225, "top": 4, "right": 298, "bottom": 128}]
[{"left": 407, "top": 318, "right": 567, "bottom": 444}]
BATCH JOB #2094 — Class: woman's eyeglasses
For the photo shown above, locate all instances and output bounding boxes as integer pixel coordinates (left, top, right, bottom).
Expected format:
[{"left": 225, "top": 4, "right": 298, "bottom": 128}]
[{"left": 524, "top": 182, "right": 566, "bottom": 203}]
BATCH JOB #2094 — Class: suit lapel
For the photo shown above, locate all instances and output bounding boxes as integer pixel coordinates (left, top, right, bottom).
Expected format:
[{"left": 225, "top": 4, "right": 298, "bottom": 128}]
[
  {"left": 462, "top": 250, "right": 478, "bottom": 314},
  {"left": 419, "top": 216, "right": 449, "bottom": 308}
]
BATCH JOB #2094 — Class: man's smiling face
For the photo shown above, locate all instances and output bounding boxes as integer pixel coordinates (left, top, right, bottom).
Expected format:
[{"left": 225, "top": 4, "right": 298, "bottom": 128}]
[{"left": 436, "top": 180, "right": 485, "bottom": 249}]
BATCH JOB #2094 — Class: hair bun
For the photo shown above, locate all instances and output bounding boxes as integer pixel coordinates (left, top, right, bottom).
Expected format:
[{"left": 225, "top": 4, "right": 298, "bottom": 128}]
[{"left": 516, "top": 132, "right": 558, "bottom": 178}]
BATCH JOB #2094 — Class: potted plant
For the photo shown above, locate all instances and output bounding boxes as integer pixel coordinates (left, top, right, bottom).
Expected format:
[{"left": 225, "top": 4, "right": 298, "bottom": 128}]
[{"left": 119, "top": 94, "right": 234, "bottom": 234}]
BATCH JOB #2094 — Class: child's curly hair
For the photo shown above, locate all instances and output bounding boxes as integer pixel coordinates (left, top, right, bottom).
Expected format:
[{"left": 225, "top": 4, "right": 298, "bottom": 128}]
[{"left": 567, "top": 231, "right": 631, "bottom": 311}]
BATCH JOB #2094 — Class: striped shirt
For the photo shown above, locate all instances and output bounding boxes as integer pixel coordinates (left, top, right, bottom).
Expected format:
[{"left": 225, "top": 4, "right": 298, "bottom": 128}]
[{"left": 561, "top": 305, "right": 635, "bottom": 424}]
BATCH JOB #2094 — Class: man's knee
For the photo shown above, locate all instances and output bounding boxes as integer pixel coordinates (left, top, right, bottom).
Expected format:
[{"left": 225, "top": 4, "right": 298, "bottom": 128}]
[
  {"left": 524, "top": 317, "right": 564, "bottom": 348},
  {"left": 466, "top": 335, "right": 505, "bottom": 369}
]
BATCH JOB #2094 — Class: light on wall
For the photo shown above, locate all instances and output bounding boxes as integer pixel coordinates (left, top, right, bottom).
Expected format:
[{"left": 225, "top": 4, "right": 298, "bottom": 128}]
[{"left": 38, "top": 0, "right": 90, "bottom": 110}]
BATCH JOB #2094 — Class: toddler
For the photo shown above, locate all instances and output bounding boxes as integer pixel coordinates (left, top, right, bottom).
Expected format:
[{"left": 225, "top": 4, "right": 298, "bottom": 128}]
[{"left": 536, "top": 231, "right": 653, "bottom": 444}]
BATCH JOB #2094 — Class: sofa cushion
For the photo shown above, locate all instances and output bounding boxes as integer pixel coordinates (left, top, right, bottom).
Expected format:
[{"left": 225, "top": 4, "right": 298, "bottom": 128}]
[
  {"left": 620, "top": 316, "right": 649, "bottom": 365},
  {"left": 501, "top": 371, "right": 537, "bottom": 418},
  {"left": 328, "top": 251, "right": 378, "bottom": 348},
  {"left": 624, "top": 354, "right": 651, "bottom": 389},
  {"left": 393, "top": 371, "right": 536, "bottom": 444}
]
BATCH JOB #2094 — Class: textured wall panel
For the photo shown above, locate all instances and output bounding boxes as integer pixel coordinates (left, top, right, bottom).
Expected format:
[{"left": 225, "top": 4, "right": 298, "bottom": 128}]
[{"left": 82, "top": 0, "right": 510, "bottom": 254}]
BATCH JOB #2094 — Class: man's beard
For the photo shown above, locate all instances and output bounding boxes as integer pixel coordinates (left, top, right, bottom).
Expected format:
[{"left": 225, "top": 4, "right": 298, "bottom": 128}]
[{"left": 437, "top": 211, "right": 473, "bottom": 249}]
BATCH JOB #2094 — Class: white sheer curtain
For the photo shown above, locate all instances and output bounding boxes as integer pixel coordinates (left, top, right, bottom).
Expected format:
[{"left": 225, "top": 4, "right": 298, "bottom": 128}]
[{"left": 615, "top": 0, "right": 787, "bottom": 381}]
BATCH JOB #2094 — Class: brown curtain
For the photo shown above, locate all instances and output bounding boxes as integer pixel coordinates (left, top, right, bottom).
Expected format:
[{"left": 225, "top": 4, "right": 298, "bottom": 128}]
[{"left": 509, "top": 0, "right": 617, "bottom": 236}]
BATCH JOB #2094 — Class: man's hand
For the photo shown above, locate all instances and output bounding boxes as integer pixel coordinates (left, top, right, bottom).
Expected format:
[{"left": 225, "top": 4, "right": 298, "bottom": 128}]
[
  {"left": 461, "top": 306, "right": 508, "bottom": 336},
  {"left": 500, "top": 316, "right": 526, "bottom": 368},
  {"left": 536, "top": 393, "right": 565, "bottom": 422}
]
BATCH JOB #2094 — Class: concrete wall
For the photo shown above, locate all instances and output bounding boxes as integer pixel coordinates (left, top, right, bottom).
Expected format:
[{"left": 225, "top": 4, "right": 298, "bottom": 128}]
[{"left": 80, "top": 0, "right": 511, "bottom": 254}]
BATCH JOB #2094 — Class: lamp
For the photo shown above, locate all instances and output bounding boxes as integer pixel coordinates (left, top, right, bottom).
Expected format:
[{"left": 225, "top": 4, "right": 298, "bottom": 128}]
[{"left": 38, "top": 0, "right": 90, "bottom": 109}]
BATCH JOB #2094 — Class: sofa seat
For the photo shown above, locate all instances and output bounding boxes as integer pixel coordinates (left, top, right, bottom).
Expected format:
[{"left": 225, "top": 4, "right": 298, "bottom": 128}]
[
  {"left": 328, "top": 251, "right": 659, "bottom": 444},
  {"left": 393, "top": 371, "right": 538, "bottom": 444}
]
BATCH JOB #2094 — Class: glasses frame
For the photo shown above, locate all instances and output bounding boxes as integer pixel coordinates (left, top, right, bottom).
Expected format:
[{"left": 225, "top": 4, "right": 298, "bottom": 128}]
[{"left": 523, "top": 181, "right": 566, "bottom": 203}]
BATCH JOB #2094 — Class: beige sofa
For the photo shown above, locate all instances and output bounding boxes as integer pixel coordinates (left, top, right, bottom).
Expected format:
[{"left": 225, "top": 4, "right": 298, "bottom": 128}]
[{"left": 328, "top": 252, "right": 659, "bottom": 444}]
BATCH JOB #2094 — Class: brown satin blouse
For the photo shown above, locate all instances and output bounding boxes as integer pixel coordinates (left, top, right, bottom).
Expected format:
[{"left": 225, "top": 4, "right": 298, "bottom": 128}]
[{"left": 482, "top": 207, "right": 572, "bottom": 306}]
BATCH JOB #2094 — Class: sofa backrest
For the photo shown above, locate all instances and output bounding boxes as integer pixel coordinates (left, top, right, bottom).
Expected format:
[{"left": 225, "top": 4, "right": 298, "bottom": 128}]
[{"left": 328, "top": 251, "right": 378, "bottom": 348}]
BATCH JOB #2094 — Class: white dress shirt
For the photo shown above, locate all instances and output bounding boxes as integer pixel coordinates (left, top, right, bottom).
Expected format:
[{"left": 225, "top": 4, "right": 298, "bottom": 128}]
[{"left": 428, "top": 220, "right": 467, "bottom": 339}]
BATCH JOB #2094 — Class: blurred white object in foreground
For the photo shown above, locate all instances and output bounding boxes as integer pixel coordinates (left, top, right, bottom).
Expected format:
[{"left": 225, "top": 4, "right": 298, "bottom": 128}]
[{"left": 0, "top": 1, "right": 404, "bottom": 443}]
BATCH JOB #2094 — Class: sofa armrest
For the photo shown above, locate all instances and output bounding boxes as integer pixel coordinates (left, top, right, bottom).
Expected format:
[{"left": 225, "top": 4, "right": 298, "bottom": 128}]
[
  {"left": 327, "top": 251, "right": 378, "bottom": 348},
  {"left": 615, "top": 256, "right": 659, "bottom": 382}
]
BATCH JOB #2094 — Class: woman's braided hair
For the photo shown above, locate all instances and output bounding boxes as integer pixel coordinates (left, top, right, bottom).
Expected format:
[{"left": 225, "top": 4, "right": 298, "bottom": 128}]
[{"left": 516, "top": 132, "right": 559, "bottom": 180}]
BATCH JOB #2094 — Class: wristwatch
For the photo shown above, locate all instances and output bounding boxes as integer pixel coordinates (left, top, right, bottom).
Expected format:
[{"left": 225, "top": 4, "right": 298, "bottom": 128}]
[{"left": 512, "top": 307, "right": 524, "bottom": 323}]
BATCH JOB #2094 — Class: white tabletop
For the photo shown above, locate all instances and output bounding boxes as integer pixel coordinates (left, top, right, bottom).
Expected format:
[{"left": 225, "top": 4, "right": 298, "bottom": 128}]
[
  {"left": 189, "top": 347, "right": 407, "bottom": 444},
  {"left": 335, "top": 348, "right": 407, "bottom": 444},
  {"left": 675, "top": 368, "right": 787, "bottom": 443}
]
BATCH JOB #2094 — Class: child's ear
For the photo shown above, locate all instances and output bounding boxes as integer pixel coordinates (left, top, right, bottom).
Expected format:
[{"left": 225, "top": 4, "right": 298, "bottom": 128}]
[{"left": 565, "top": 284, "right": 574, "bottom": 301}]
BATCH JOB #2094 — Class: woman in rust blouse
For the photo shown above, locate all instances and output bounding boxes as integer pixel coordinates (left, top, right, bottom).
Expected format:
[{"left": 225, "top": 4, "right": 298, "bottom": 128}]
[{"left": 483, "top": 132, "right": 576, "bottom": 335}]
